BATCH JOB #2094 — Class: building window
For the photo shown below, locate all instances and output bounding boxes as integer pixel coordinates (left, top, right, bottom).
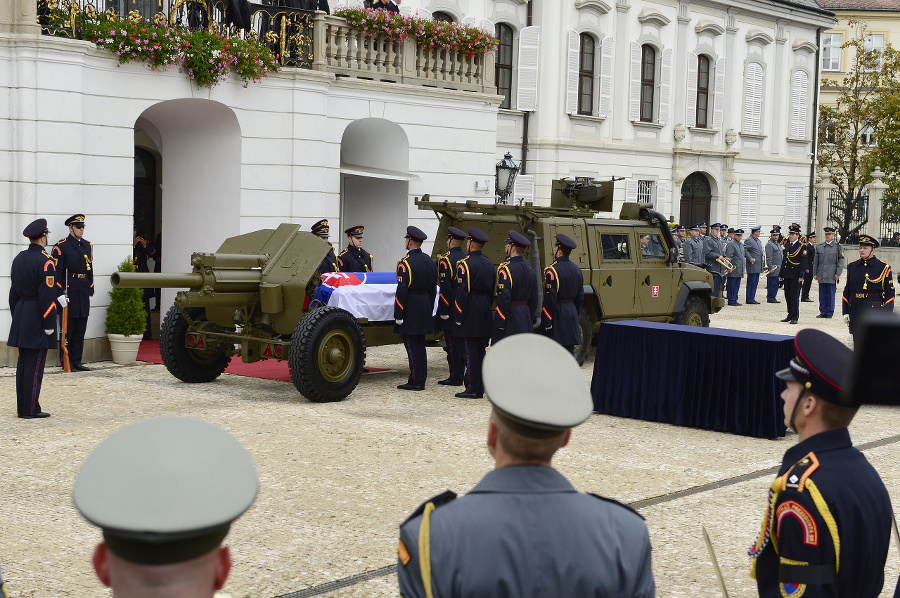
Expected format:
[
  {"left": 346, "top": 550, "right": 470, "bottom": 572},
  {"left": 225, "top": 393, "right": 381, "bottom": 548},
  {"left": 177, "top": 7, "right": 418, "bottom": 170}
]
[
  {"left": 432, "top": 11, "right": 454, "bottom": 23},
  {"left": 696, "top": 55, "right": 710, "bottom": 128},
  {"left": 495, "top": 24, "right": 514, "bottom": 110},
  {"left": 743, "top": 61, "right": 763, "bottom": 135},
  {"left": 865, "top": 34, "right": 884, "bottom": 67},
  {"left": 822, "top": 33, "right": 842, "bottom": 71},
  {"left": 637, "top": 180, "right": 654, "bottom": 203},
  {"left": 578, "top": 33, "right": 595, "bottom": 115},
  {"left": 640, "top": 44, "right": 656, "bottom": 123}
]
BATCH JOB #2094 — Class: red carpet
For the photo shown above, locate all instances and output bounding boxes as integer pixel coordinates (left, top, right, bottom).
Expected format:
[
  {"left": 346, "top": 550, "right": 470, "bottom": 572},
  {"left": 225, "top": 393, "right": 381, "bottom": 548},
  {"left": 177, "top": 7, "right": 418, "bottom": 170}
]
[{"left": 137, "top": 340, "right": 386, "bottom": 382}]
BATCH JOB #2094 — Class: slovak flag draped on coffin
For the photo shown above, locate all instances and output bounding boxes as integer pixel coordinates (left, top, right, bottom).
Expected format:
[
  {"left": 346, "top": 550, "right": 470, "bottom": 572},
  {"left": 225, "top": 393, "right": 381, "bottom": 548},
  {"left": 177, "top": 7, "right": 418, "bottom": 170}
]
[{"left": 313, "top": 272, "right": 439, "bottom": 322}]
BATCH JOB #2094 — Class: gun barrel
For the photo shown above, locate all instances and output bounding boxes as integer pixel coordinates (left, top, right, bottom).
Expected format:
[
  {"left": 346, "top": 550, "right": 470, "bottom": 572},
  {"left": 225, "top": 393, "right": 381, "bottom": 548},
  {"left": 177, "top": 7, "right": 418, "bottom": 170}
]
[{"left": 111, "top": 271, "right": 204, "bottom": 289}]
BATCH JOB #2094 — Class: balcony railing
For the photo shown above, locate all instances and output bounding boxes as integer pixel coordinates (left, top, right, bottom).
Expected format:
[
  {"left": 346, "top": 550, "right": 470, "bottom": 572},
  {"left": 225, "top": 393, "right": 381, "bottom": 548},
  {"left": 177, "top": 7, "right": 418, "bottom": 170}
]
[{"left": 36, "top": 0, "right": 495, "bottom": 93}]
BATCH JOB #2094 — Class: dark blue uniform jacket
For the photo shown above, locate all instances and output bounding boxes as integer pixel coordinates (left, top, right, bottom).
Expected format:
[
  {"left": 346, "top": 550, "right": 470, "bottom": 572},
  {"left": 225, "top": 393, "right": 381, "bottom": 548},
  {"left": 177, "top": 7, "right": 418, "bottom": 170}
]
[
  {"left": 8, "top": 244, "right": 58, "bottom": 349},
  {"left": 338, "top": 246, "right": 373, "bottom": 272},
  {"left": 394, "top": 248, "right": 437, "bottom": 336},
  {"left": 319, "top": 246, "right": 339, "bottom": 275},
  {"left": 436, "top": 247, "right": 465, "bottom": 332},
  {"left": 541, "top": 256, "right": 584, "bottom": 346},
  {"left": 453, "top": 250, "right": 495, "bottom": 338},
  {"left": 842, "top": 257, "right": 894, "bottom": 334},
  {"left": 492, "top": 255, "right": 538, "bottom": 342},
  {"left": 52, "top": 234, "right": 94, "bottom": 318},
  {"left": 780, "top": 241, "right": 809, "bottom": 279}
]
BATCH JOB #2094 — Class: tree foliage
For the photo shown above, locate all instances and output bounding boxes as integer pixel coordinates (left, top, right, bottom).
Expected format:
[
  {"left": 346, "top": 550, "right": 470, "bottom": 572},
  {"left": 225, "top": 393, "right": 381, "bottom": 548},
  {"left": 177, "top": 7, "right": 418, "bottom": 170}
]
[{"left": 105, "top": 257, "right": 147, "bottom": 336}]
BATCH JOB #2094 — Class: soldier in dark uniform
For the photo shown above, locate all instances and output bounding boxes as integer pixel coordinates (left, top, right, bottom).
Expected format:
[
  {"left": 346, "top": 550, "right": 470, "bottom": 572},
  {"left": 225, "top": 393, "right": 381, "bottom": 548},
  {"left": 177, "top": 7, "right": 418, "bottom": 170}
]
[
  {"left": 541, "top": 233, "right": 584, "bottom": 354},
  {"left": 52, "top": 215, "right": 94, "bottom": 369},
  {"left": 132, "top": 226, "right": 157, "bottom": 340},
  {"left": 705, "top": 224, "right": 726, "bottom": 298},
  {"left": 749, "top": 329, "right": 892, "bottom": 598},
  {"left": 453, "top": 227, "right": 495, "bottom": 399},
  {"left": 73, "top": 417, "right": 258, "bottom": 593},
  {"left": 394, "top": 226, "right": 438, "bottom": 391},
  {"left": 311, "top": 219, "right": 339, "bottom": 274},
  {"left": 842, "top": 234, "right": 894, "bottom": 336},
  {"left": 765, "top": 227, "right": 784, "bottom": 303},
  {"left": 779, "top": 223, "right": 809, "bottom": 325},
  {"left": 397, "top": 334, "right": 655, "bottom": 597},
  {"left": 8, "top": 219, "right": 57, "bottom": 419},
  {"left": 338, "top": 225, "right": 373, "bottom": 272},
  {"left": 491, "top": 230, "right": 538, "bottom": 345},
  {"left": 436, "top": 227, "right": 467, "bottom": 386},
  {"left": 800, "top": 232, "right": 817, "bottom": 302}
]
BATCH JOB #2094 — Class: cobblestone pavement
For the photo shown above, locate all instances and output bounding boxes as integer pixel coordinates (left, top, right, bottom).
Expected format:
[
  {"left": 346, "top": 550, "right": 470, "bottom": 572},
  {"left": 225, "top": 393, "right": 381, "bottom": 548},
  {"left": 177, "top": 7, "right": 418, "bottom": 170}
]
[{"left": 1, "top": 285, "right": 898, "bottom": 597}]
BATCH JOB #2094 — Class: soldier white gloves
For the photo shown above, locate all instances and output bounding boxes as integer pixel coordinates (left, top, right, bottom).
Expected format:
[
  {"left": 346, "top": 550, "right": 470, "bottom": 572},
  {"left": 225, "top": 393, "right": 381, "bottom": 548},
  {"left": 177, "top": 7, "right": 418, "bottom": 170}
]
[
  {"left": 843, "top": 314, "right": 850, "bottom": 326},
  {"left": 395, "top": 319, "right": 403, "bottom": 325},
  {"left": 44, "top": 329, "right": 54, "bottom": 336},
  {"left": 57, "top": 294, "right": 68, "bottom": 308},
  {"left": 440, "top": 315, "right": 449, "bottom": 320}
]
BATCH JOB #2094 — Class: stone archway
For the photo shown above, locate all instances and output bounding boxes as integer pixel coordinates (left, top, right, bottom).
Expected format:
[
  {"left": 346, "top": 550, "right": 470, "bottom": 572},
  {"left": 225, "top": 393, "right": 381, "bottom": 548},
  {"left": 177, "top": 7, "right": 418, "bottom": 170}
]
[{"left": 680, "top": 172, "right": 712, "bottom": 226}]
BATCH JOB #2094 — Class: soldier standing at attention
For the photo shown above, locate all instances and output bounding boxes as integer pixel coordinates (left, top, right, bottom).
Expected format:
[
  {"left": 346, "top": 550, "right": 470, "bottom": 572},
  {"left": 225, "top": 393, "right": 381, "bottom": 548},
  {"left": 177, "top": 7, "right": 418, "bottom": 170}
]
[
  {"left": 744, "top": 225, "right": 763, "bottom": 304},
  {"left": 842, "top": 234, "right": 894, "bottom": 335},
  {"left": 338, "top": 225, "right": 373, "bottom": 272},
  {"left": 9, "top": 219, "right": 57, "bottom": 419},
  {"left": 779, "top": 224, "right": 808, "bottom": 325},
  {"left": 453, "top": 227, "right": 495, "bottom": 399},
  {"left": 541, "top": 234, "right": 585, "bottom": 355},
  {"left": 800, "top": 232, "right": 817, "bottom": 303},
  {"left": 394, "top": 226, "right": 438, "bottom": 391},
  {"left": 73, "top": 416, "right": 258, "bottom": 596},
  {"left": 724, "top": 229, "right": 745, "bottom": 306},
  {"left": 765, "top": 227, "right": 784, "bottom": 303},
  {"left": 397, "top": 334, "right": 655, "bottom": 598},
  {"left": 311, "top": 219, "right": 339, "bottom": 274},
  {"left": 52, "top": 214, "right": 94, "bottom": 370},
  {"left": 491, "top": 230, "right": 538, "bottom": 345},
  {"left": 704, "top": 223, "right": 726, "bottom": 298},
  {"left": 437, "top": 227, "right": 468, "bottom": 387},
  {"left": 683, "top": 224, "right": 702, "bottom": 266},
  {"left": 749, "top": 329, "right": 892, "bottom": 598},
  {"left": 812, "top": 227, "right": 845, "bottom": 319}
]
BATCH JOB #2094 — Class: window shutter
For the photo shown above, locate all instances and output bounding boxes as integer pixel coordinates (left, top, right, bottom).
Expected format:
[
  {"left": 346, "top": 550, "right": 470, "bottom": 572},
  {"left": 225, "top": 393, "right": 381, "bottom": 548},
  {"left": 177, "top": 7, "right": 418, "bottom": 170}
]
[
  {"left": 461, "top": 16, "right": 475, "bottom": 27},
  {"left": 513, "top": 175, "right": 535, "bottom": 205},
  {"left": 566, "top": 30, "right": 580, "bottom": 115},
  {"left": 659, "top": 48, "right": 673, "bottom": 124},
  {"left": 626, "top": 179, "right": 639, "bottom": 203},
  {"left": 686, "top": 52, "right": 698, "bottom": 128},
  {"left": 790, "top": 70, "right": 808, "bottom": 139},
  {"left": 713, "top": 57, "right": 725, "bottom": 130},
  {"left": 629, "top": 42, "right": 641, "bottom": 121},
  {"left": 656, "top": 180, "right": 668, "bottom": 215},
  {"left": 740, "top": 185, "right": 759, "bottom": 229},
  {"left": 479, "top": 19, "right": 494, "bottom": 33},
  {"left": 744, "top": 62, "right": 763, "bottom": 135},
  {"left": 786, "top": 187, "right": 804, "bottom": 223},
  {"left": 517, "top": 26, "right": 540, "bottom": 112},
  {"left": 599, "top": 36, "right": 614, "bottom": 117}
]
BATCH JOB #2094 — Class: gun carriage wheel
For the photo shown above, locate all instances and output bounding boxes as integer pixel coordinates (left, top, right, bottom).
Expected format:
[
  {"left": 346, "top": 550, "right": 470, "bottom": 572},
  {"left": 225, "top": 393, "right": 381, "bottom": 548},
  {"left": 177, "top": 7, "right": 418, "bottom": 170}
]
[
  {"left": 289, "top": 306, "right": 366, "bottom": 403},
  {"left": 160, "top": 306, "right": 232, "bottom": 382},
  {"left": 673, "top": 294, "right": 710, "bottom": 327}
]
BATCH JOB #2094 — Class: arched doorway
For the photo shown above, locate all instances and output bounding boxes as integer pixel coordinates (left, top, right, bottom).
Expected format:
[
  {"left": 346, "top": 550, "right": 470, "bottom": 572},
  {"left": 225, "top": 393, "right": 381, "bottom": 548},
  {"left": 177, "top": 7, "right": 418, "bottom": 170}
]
[{"left": 680, "top": 173, "right": 712, "bottom": 226}]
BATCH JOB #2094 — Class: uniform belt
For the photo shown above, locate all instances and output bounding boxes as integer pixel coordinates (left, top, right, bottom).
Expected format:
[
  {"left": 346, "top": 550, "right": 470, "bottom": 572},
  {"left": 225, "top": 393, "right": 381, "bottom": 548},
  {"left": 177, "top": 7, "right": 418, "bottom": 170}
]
[
  {"left": 855, "top": 293, "right": 881, "bottom": 298},
  {"left": 69, "top": 273, "right": 87, "bottom": 278}
]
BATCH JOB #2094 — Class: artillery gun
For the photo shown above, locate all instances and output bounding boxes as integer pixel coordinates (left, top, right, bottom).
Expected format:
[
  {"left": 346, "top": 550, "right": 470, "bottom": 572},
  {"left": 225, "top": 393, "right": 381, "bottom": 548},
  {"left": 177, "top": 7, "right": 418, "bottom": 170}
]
[{"left": 111, "top": 223, "right": 402, "bottom": 403}]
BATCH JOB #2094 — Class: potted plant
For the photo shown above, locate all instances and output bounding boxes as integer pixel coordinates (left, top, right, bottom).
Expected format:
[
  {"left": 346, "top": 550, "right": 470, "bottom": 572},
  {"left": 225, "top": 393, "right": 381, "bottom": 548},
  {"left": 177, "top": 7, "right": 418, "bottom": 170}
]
[{"left": 106, "top": 257, "right": 147, "bottom": 364}]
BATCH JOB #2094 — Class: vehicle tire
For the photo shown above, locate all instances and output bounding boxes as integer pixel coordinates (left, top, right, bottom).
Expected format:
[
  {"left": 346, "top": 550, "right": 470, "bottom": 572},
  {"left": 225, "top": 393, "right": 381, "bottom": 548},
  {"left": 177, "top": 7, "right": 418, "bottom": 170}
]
[
  {"left": 160, "top": 306, "right": 231, "bottom": 383},
  {"left": 573, "top": 307, "right": 593, "bottom": 367},
  {"left": 673, "top": 294, "right": 710, "bottom": 327},
  {"left": 289, "top": 306, "right": 366, "bottom": 403}
]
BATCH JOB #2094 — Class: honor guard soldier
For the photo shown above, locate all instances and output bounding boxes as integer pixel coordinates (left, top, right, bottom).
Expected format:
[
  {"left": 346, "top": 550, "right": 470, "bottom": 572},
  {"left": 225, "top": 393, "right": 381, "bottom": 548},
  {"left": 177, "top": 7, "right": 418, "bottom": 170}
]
[
  {"left": 541, "top": 233, "right": 585, "bottom": 355},
  {"left": 812, "top": 227, "right": 845, "bottom": 319},
  {"left": 766, "top": 227, "right": 784, "bottom": 303},
  {"left": 395, "top": 226, "right": 438, "bottom": 391},
  {"left": 749, "top": 329, "right": 893, "bottom": 598},
  {"left": 53, "top": 214, "right": 94, "bottom": 370},
  {"left": 491, "top": 230, "right": 538, "bottom": 345},
  {"left": 8, "top": 219, "right": 57, "bottom": 419},
  {"left": 453, "top": 227, "right": 495, "bottom": 399},
  {"left": 74, "top": 416, "right": 258, "bottom": 596},
  {"left": 744, "top": 225, "right": 764, "bottom": 304},
  {"left": 705, "top": 224, "right": 727, "bottom": 298},
  {"left": 724, "top": 229, "right": 745, "bottom": 306},
  {"left": 338, "top": 225, "right": 374, "bottom": 272},
  {"left": 780, "top": 224, "right": 809, "bottom": 324},
  {"left": 437, "top": 227, "right": 467, "bottom": 386},
  {"left": 683, "top": 224, "right": 703, "bottom": 266},
  {"left": 800, "top": 232, "right": 817, "bottom": 302},
  {"left": 397, "top": 334, "right": 655, "bottom": 598},
  {"left": 311, "top": 219, "right": 339, "bottom": 274},
  {"left": 842, "top": 234, "right": 894, "bottom": 335}
]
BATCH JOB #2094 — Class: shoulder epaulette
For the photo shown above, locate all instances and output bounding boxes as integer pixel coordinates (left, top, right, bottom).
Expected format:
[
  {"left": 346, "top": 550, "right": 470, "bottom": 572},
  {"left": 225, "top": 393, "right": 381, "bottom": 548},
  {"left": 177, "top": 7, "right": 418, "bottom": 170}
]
[
  {"left": 57, "top": 238, "right": 66, "bottom": 244},
  {"left": 401, "top": 490, "right": 457, "bottom": 526},
  {"left": 781, "top": 451, "right": 819, "bottom": 492},
  {"left": 588, "top": 493, "right": 645, "bottom": 520}
]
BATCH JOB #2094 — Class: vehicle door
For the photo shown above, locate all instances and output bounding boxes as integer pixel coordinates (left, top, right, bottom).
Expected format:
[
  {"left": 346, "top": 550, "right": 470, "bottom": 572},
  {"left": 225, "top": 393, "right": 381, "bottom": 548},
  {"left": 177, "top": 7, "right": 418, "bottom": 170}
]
[
  {"left": 588, "top": 224, "right": 637, "bottom": 319},
  {"left": 634, "top": 227, "right": 677, "bottom": 316}
]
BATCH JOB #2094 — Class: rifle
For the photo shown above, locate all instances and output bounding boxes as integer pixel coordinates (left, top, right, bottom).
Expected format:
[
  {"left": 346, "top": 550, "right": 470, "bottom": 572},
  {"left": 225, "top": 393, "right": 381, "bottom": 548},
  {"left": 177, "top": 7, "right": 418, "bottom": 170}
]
[{"left": 61, "top": 281, "right": 71, "bottom": 372}]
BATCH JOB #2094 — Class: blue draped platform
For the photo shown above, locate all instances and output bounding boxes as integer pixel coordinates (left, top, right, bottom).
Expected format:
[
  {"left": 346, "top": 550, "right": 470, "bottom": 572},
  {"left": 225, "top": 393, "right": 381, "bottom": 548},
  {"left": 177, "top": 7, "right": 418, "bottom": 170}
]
[{"left": 590, "top": 320, "right": 793, "bottom": 438}]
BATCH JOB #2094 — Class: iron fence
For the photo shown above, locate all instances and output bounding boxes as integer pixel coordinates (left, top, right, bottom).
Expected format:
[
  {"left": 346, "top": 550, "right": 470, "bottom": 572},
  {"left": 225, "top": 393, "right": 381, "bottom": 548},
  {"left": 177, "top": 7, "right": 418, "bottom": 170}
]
[
  {"left": 882, "top": 193, "right": 900, "bottom": 245},
  {"left": 826, "top": 189, "right": 869, "bottom": 239}
]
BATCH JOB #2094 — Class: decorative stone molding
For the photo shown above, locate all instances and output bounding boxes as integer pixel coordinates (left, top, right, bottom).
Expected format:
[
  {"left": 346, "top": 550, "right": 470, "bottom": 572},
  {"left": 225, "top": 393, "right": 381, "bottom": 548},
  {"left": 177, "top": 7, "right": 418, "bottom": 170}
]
[
  {"left": 637, "top": 8, "right": 671, "bottom": 27},
  {"left": 674, "top": 124, "right": 686, "bottom": 143},
  {"left": 616, "top": 0, "right": 630, "bottom": 14},
  {"left": 695, "top": 20, "right": 725, "bottom": 36},
  {"left": 677, "top": 2, "right": 690, "bottom": 24},
  {"left": 726, "top": 10, "right": 738, "bottom": 34},
  {"left": 575, "top": 0, "right": 612, "bottom": 15},
  {"left": 792, "top": 38, "right": 818, "bottom": 54},
  {"left": 725, "top": 128, "right": 737, "bottom": 147},
  {"left": 776, "top": 21, "right": 787, "bottom": 44},
  {"left": 746, "top": 30, "right": 774, "bottom": 46}
]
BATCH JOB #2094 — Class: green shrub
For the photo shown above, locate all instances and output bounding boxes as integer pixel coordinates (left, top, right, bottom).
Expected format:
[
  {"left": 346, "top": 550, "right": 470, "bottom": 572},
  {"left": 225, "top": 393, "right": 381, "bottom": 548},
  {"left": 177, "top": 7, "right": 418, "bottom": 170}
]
[{"left": 106, "top": 257, "right": 147, "bottom": 336}]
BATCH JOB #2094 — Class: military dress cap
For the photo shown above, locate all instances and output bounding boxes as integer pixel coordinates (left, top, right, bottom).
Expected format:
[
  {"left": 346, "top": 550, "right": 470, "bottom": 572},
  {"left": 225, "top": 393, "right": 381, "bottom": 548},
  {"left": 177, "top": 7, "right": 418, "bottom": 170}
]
[
  {"left": 721, "top": 223, "right": 728, "bottom": 230},
  {"left": 735, "top": 229, "right": 745, "bottom": 235},
  {"left": 555, "top": 233, "right": 577, "bottom": 250},
  {"left": 727, "top": 227, "right": 735, "bottom": 234},
  {"left": 676, "top": 224, "right": 686, "bottom": 232},
  {"left": 344, "top": 225, "right": 365, "bottom": 238},
  {"left": 710, "top": 223, "right": 721, "bottom": 230},
  {"left": 73, "top": 416, "right": 258, "bottom": 566},
  {"left": 507, "top": 230, "right": 531, "bottom": 248},
  {"left": 23, "top": 218, "right": 49, "bottom": 239},
  {"left": 788, "top": 223, "right": 802, "bottom": 234},
  {"left": 858, "top": 234, "right": 879, "bottom": 248},
  {"left": 466, "top": 227, "right": 490, "bottom": 244},
  {"left": 65, "top": 214, "right": 86, "bottom": 227},
  {"left": 770, "top": 228, "right": 781, "bottom": 235},
  {"left": 446, "top": 226, "right": 467, "bottom": 240},
  {"left": 405, "top": 226, "right": 427, "bottom": 242},
  {"left": 698, "top": 221, "right": 708, "bottom": 228},
  {"left": 808, "top": 231, "right": 817, "bottom": 238},
  {"left": 690, "top": 224, "right": 700, "bottom": 231},
  {"left": 484, "top": 335, "right": 592, "bottom": 438},
  {"left": 824, "top": 226, "right": 836, "bottom": 233},
  {"left": 776, "top": 329, "right": 855, "bottom": 407},
  {"left": 751, "top": 225, "right": 762, "bottom": 232},
  {"left": 311, "top": 219, "right": 330, "bottom": 237}
]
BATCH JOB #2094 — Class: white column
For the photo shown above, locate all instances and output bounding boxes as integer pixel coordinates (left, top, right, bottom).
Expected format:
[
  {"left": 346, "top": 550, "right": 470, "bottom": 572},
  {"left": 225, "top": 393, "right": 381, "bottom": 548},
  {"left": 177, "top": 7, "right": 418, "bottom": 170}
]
[
  {"left": 814, "top": 167, "right": 835, "bottom": 237},
  {"left": 866, "top": 167, "right": 887, "bottom": 238}
]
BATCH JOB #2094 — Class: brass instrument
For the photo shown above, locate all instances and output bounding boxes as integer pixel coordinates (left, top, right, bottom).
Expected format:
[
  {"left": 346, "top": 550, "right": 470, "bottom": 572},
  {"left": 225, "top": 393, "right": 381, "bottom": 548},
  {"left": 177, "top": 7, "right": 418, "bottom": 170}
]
[{"left": 716, "top": 256, "right": 735, "bottom": 271}]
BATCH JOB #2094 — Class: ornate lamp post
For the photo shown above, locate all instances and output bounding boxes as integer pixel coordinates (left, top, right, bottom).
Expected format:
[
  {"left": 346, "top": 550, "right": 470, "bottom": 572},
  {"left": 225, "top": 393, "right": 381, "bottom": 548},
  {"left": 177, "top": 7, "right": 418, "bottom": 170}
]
[{"left": 494, "top": 152, "right": 520, "bottom": 204}]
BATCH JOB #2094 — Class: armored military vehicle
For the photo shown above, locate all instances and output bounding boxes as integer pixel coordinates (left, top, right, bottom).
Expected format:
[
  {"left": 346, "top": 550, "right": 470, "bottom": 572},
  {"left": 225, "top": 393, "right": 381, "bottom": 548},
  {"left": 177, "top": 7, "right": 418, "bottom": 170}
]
[{"left": 418, "top": 177, "right": 725, "bottom": 364}]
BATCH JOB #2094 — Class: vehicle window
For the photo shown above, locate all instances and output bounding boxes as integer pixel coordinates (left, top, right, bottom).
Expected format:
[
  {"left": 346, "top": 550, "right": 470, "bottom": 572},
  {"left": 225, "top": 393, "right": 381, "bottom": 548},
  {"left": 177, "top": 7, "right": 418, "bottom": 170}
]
[
  {"left": 639, "top": 234, "right": 667, "bottom": 259},
  {"left": 601, "top": 234, "right": 631, "bottom": 260}
]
